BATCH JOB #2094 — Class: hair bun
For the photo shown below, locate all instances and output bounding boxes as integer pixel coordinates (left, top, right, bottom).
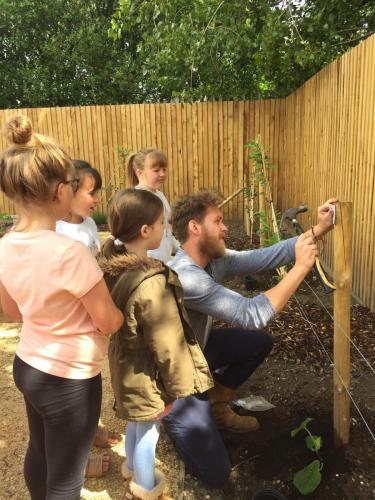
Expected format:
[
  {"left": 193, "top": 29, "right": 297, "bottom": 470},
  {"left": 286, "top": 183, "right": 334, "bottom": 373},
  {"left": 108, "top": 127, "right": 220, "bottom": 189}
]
[{"left": 5, "top": 115, "right": 33, "bottom": 145}]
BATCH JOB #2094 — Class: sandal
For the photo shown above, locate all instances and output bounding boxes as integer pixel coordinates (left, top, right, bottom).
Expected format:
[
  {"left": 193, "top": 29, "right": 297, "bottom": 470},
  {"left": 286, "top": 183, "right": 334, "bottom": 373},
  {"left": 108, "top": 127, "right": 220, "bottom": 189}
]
[
  {"left": 85, "top": 452, "right": 110, "bottom": 478},
  {"left": 93, "top": 426, "right": 121, "bottom": 448}
]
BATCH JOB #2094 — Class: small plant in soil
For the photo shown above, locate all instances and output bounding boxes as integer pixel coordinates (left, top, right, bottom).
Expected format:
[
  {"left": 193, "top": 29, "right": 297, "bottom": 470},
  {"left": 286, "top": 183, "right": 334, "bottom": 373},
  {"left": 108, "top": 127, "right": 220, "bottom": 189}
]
[{"left": 291, "top": 417, "right": 323, "bottom": 496}]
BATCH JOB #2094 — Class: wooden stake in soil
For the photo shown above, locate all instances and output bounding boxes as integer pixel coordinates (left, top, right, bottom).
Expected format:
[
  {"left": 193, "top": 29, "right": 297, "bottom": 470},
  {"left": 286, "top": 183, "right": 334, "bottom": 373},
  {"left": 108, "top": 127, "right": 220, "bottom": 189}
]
[{"left": 333, "top": 202, "right": 353, "bottom": 447}]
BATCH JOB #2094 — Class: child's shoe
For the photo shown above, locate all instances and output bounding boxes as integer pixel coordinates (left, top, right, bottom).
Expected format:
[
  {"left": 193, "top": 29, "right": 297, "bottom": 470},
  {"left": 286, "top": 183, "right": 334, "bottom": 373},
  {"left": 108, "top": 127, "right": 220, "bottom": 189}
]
[
  {"left": 124, "top": 469, "right": 173, "bottom": 500},
  {"left": 121, "top": 458, "right": 133, "bottom": 481}
]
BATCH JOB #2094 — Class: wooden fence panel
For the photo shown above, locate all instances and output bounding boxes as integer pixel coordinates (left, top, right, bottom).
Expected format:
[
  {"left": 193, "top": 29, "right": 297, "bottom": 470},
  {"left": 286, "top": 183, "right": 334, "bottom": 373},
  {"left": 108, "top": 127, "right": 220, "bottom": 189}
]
[
  {"left": 0, "top": 99, "right": 281, "bottom": 219},
  {"left": 279, "top": 34, "right": 375, "bottom": 311}
]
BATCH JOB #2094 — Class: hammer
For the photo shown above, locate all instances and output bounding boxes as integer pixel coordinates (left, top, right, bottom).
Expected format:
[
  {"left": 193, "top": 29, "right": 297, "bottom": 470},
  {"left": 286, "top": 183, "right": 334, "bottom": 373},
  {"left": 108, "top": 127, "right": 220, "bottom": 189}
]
[{"left": 280, "top": 204, "right": 308, "bottom": 236}]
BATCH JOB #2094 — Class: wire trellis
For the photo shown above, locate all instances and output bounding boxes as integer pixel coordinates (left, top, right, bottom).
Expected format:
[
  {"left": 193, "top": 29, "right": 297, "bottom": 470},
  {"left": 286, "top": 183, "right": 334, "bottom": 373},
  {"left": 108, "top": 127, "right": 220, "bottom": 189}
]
[
  {"left": 293, "top": 293, "right": 375, "bottom": 444},
  {"left": 302, "top": 278, "right": 375, "bottom": 377}
]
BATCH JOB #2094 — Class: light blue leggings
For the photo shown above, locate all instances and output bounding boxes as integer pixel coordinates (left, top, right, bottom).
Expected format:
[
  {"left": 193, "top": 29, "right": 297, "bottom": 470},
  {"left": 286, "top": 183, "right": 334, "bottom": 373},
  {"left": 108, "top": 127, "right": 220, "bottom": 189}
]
[{"left": 125, "top": 420, "right": 161, "bottom": 490}]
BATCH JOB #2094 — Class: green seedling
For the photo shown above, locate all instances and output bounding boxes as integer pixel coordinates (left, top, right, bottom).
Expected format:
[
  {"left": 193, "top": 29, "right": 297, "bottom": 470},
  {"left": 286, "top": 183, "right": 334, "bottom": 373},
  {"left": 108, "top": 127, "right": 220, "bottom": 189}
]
[{"left": 291, "top": 418, "right": 323, "bottom": 495}]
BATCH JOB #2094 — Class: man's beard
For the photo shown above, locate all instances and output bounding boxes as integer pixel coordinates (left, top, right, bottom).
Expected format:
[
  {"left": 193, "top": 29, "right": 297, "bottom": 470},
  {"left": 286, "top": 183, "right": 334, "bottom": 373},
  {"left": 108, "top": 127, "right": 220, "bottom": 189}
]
[{"left": 199, "top": 229, "right": 226, "bottom": 259}]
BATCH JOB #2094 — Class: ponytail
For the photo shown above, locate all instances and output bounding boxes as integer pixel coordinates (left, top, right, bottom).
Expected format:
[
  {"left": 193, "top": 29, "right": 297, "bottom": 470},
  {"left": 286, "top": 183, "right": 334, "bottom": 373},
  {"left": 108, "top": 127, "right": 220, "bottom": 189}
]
[
  {"left": 101, "top": 237, "right": 127, "bottom": 260},
  {"left": 126, "top": 153, "right": 139, "bottom": 187}
]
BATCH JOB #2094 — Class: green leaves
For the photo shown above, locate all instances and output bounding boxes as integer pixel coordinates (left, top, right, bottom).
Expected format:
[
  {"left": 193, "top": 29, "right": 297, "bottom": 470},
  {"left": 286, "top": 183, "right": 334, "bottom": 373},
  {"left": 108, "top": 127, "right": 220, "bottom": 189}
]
[
  {"left": 291, "top": 417, "right": 314, "bottom": 437},
  {"left": 291, "top": 418, "right": 324, "bottom": 495},
  {"left": 0, "top": 0, "right": 137, "bottom": 107},
  {"left": 305, "top": 434, "right": 322, "bottom": 452},
  {"left": 293, "top": 460, "right": 323, "bottom": 496},
  {"left": 1, "top": 0, "right": 374, "bottom": 107}
]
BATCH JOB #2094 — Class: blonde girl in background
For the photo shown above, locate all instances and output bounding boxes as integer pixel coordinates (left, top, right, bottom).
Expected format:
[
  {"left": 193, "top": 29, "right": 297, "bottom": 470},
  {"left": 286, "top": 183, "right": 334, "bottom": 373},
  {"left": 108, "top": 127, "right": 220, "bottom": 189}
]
[
  {"left": 127, "top": 148, "right": 179, "bottom": 263},
  {"left": 0, "top": 116, "right": 123, "bottom": 499},
  {"left": 98, "top": 188, "right": 212, "bottom": 500}
]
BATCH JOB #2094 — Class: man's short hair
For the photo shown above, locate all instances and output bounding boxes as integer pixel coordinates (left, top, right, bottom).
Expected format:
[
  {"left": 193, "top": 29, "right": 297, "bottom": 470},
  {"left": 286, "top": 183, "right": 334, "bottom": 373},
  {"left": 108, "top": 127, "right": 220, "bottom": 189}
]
[{"left": 172, "top": 189, "right": 223, "bottom": 243}]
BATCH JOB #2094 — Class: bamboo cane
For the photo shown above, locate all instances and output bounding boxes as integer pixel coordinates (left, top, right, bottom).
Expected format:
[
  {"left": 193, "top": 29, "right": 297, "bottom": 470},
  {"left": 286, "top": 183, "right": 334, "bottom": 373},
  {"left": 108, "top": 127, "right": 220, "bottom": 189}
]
[
  {"left": 218, "top": 187, "right": 244, "bottom": 209},
  {"left": 258, "top": 136, "right": 287, "bottom": 276},
  {"left": 243, "top": 175, "right": 251, "bottom": 236}
]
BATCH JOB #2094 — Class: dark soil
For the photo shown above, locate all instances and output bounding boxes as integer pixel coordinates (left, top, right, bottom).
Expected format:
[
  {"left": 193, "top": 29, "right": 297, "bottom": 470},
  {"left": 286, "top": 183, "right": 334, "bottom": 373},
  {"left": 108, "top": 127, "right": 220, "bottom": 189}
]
[{"left": 182, "top": 221, "right": 375, "bottom": 500}]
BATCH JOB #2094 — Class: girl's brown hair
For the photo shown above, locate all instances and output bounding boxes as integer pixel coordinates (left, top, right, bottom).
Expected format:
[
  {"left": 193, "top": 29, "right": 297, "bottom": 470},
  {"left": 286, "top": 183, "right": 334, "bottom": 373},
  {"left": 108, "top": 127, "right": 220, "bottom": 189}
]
[
  {"left": 127, "top": 148, "right": 167, "bottom": 187},
  {"left": 101, "top": 188, "right": 163, "bottom": 259},
  {"left": 0, "top": 115, "right": 73, "bottom": 204},
  {"left": 73, "top": 159, "right": 102, "bottom": 191}
]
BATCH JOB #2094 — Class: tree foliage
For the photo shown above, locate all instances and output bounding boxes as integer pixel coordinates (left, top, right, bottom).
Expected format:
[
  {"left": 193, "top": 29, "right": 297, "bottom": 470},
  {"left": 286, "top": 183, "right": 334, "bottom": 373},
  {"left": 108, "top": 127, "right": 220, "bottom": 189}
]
[
  {"left": 0, "top": 0, "right": 374, "bottom": 108},
  {"left": 109, "top": 0, "right": 375, "bottom": 100},
  {"left": 0, "top": 0, "right": 136, "bottom": 107}
]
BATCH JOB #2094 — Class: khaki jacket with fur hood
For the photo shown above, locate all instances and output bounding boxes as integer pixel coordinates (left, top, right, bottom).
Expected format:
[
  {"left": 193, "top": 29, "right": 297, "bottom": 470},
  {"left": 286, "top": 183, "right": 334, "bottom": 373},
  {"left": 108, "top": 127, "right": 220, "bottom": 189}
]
[{"left": 98, "top": 252, "right": 213, "bottom": 422}]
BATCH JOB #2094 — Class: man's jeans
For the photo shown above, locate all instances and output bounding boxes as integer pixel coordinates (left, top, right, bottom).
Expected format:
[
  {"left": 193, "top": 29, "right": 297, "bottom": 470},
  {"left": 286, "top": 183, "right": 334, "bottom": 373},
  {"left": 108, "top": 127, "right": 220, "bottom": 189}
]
[{"left": 163, "top": 327, "right": 273, "bottom": 488}]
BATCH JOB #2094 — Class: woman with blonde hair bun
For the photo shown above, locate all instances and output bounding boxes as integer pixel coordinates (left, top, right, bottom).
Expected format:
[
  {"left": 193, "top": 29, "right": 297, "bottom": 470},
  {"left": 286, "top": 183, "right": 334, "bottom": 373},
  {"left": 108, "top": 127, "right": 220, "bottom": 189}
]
[{"left": 0, "top": 116, "right": 123, "bottom": 499}]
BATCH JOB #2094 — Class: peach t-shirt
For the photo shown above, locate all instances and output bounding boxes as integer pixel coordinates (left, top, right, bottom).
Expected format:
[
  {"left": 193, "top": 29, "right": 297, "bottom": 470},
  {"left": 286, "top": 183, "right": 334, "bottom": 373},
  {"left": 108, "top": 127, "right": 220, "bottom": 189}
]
[{"left": 0, "top": 230, "right": 108, "bottom": 379}]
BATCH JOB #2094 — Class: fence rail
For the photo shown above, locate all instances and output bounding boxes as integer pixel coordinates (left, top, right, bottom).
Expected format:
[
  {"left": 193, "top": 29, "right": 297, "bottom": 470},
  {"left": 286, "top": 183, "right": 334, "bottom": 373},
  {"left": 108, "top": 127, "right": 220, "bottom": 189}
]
[{"left": 0, "top": 34, "right": 374, "bottom": 310}]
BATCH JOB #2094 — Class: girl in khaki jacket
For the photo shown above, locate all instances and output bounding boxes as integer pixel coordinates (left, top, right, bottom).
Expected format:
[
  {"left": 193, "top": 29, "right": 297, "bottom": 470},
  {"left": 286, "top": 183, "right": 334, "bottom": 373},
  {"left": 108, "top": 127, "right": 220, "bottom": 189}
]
[{"left": 99, "top": 188, "right": 213, "bottom": 500}]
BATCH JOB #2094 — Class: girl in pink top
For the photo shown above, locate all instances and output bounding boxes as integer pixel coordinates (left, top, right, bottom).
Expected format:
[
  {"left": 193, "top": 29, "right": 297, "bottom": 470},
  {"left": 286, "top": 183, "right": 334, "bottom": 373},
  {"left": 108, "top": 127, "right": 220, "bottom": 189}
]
[{"left": 0, "top": 116, "right": 123, "bottom": 499}]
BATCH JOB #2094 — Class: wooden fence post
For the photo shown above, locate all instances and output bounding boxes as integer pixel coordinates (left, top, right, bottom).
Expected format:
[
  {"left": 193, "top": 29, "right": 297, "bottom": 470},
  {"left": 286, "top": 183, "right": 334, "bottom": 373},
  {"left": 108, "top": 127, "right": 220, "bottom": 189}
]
[{"left": 333, "top": 201, "right": 353, "bottom": 447}]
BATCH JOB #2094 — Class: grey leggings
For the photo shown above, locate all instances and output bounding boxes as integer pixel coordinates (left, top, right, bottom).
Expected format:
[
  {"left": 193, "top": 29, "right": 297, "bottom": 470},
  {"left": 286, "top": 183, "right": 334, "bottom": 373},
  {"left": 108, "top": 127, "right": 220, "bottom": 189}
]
[{"left": 13, "top": 355, "right": 101, "bottom": 500}]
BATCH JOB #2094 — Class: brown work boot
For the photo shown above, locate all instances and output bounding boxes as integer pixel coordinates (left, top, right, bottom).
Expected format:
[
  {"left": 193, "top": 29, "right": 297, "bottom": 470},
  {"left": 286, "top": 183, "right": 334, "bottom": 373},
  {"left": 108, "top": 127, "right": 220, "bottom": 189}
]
[
  {"left": 209, "top": 381, "right": 260, "bottom": 433},
  {"left": 124, "top": 469, "right": 173, "bottom": 500}
]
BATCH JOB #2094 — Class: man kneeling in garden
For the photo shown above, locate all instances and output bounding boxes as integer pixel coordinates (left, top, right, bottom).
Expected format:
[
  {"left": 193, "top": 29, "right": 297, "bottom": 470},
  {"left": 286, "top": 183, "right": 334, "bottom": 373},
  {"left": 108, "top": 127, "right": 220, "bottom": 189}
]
[{"left": 163, "top": 190, "right": 335, "bottom": 488}]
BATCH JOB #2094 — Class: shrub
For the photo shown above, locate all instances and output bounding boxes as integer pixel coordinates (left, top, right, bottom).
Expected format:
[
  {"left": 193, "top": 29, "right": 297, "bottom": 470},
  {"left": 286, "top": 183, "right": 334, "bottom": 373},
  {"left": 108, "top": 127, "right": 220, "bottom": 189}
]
[{"left": 92, "top": 211, "right": 107, "bottom": 226}]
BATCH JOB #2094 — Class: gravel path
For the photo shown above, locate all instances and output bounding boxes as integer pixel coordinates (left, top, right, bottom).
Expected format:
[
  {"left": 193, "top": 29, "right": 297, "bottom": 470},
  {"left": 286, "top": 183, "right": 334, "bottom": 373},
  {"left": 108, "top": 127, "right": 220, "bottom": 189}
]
[{"left": 0, "top": 322, "right": 184, "bottom": 500}]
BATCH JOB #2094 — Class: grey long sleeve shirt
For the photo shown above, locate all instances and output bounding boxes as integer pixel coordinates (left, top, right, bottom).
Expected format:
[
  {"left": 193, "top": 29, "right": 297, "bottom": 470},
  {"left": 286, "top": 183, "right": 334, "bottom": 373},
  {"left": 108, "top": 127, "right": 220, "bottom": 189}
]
[{"left": 168, "top": 237, "right": 298, "bottom": 349}]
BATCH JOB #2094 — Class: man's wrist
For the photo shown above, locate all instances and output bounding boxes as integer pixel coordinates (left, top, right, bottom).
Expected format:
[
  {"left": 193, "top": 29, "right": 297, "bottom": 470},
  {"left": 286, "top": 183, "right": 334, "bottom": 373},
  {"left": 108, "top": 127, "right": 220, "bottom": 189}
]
[
  {"left": 293, "top": 261, "right": 312, "bottom": 277},
  {"left": 312, "top": 223, "right": 326, "bottom": 239}
]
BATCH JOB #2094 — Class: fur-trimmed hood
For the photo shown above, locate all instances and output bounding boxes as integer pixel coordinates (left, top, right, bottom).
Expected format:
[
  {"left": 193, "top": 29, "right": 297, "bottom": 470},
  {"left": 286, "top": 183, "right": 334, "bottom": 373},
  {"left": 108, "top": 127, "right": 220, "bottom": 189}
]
[
  {"left": 97, "top": 252, "right": 164, "bottom": 277},
  {"left": 98, "top": 252, "right": 172, "bottom": 314}
]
